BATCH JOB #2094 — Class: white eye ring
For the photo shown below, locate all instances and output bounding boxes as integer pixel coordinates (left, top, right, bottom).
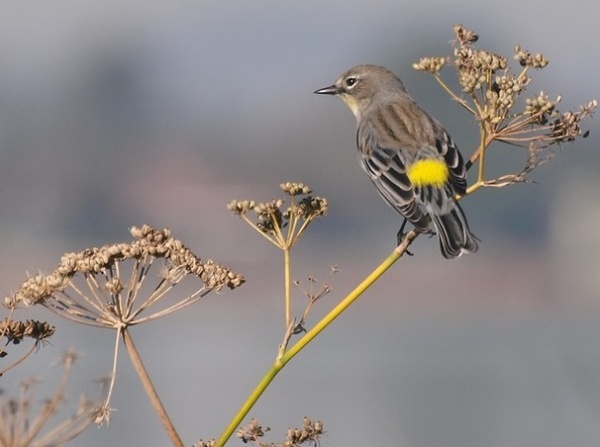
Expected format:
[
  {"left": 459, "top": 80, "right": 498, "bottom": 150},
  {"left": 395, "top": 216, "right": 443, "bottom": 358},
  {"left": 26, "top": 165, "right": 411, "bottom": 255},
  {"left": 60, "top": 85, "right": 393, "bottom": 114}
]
[{"left": 345, "top": 77, "right": 358, "bottom": 88}]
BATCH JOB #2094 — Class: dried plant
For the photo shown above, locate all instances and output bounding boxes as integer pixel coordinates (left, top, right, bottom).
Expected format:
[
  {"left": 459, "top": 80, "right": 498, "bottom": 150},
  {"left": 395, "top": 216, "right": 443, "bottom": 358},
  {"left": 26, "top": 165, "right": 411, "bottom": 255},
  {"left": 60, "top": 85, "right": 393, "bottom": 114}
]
[
  {"left": 4, "top": 224, "right": 244, "bottom": 447},
  {"left": 292, "top": 266, "right": 339, "bottom": 335},
  {"left": 228, "top": 182, "right": 328, "bottom": 333},
  {"left": 5, "top": 224, "right": 244, "bottom": 322},
  {"left": 413, "top": 24, "right": 596, "bottom": 192},
  {"left": 212, "top": 417, "right": 323, "bottom": 447},
  {"left": 0, "top": 318, "right": 55, "bottom": 375},
  {"left": 0, "top": 350, "right": 107, "bottom": 447},
  {"left": 228, "top": 182, "right": 328, "bottom": 250}
]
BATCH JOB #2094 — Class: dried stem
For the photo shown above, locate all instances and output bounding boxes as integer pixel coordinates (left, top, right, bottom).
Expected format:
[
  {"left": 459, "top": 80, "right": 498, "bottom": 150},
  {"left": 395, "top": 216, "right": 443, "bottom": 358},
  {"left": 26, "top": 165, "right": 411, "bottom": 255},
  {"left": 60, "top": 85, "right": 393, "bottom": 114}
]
[
  {"left": 228, "top": 183, "right": 328, "bottom": 331},
  {"left": 121, "top": 327, "right": 184, "bottom": 447},
  {"left": 284, "top": 248, "right": 292, "bottom": 329},
  {"left": 0, "top": 341, "right": 37, "bottom": 376}
]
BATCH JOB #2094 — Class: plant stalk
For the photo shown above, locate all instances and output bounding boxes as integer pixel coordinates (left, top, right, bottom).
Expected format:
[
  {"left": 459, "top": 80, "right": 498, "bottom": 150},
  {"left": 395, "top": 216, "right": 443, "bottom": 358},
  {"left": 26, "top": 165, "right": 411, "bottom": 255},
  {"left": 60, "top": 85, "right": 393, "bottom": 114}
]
[
  {"left": 215, "top": 232, "right": 417, "bottom": 447},
  {"left": 121, "top": 327, "right": 184, "bottom": 447}
]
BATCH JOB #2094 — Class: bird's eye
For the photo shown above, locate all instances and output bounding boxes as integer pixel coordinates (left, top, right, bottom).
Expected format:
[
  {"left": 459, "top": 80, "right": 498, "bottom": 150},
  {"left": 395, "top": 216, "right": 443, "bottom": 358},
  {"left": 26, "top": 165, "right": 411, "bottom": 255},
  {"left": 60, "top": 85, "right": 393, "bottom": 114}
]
[{"left": 345, "top": 77, "right": 357, "bottom": 88}]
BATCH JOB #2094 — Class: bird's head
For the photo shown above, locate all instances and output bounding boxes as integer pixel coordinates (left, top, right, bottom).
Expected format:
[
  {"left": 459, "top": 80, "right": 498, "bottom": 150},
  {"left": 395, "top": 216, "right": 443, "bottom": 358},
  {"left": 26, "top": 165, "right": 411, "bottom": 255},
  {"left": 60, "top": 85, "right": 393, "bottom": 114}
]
[{"left": 314, "top": 64, "right": 406, "bottom": 119}]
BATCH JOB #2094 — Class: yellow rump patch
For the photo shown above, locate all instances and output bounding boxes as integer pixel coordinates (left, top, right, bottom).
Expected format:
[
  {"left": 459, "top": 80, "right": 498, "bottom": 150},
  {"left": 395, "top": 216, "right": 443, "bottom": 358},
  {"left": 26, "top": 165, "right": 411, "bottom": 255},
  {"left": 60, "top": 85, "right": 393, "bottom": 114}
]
[{"left": 406, "top": 159, "right": 449, "bottom": 188}]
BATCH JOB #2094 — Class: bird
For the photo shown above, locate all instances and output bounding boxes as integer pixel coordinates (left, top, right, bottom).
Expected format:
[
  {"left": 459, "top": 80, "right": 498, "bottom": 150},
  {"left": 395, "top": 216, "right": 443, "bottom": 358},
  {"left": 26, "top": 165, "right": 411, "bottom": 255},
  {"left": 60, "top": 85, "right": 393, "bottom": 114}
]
[{"left": 314, "top": 64, "right": 478, "bottom": 259}]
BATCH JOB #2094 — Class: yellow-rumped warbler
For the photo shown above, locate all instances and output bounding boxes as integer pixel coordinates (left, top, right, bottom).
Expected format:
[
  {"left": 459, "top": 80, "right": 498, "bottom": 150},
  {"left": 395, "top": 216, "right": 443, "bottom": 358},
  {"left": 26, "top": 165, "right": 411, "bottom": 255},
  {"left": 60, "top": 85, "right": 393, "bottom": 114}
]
[{"left": 314, "top": 64, "right": 478, "bottom": 259}]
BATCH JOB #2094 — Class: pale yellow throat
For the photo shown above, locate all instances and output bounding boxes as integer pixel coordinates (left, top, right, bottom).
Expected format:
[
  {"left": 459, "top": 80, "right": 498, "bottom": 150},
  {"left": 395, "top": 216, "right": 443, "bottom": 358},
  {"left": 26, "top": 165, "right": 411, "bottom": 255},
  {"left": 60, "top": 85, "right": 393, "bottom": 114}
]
[{"left": 339, "top": 95, "right": 362, "bottom": 118}]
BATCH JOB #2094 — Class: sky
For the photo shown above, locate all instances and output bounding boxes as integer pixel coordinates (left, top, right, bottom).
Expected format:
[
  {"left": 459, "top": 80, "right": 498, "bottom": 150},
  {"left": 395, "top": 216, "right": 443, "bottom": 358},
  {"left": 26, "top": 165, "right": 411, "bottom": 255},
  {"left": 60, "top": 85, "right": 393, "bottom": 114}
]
[{"left": 1, "top": 1, "right": 599, "bottom": 446}]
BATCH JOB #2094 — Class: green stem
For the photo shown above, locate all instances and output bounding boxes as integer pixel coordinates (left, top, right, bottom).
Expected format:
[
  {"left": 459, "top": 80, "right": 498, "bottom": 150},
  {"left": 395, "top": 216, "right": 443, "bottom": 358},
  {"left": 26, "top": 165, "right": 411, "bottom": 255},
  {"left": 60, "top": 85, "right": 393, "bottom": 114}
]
[
  {"left": 214, "top": 234, "right": 416, "bottom": 447},
  {"left": 280, "top": 241, "right": 409, "bottom": 365}
]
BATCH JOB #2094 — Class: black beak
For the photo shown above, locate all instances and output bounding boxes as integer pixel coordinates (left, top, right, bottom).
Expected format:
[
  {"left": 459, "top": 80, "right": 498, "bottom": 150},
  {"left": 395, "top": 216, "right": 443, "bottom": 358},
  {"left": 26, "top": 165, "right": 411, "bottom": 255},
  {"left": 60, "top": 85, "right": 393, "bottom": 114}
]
[{"left": 313, "top": 84, "right": 340, "bottom": 95}]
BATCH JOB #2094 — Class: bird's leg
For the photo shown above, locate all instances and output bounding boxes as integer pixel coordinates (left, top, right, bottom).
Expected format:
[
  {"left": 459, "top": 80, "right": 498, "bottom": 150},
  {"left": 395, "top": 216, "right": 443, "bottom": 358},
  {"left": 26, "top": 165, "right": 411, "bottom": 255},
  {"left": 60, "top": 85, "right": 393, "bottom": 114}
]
[
  {"left": 396, "top": 218, "right": 414, "bottom": 256},
  {"left": 395, "top": 218, "right": 408, "bottom": 245}
]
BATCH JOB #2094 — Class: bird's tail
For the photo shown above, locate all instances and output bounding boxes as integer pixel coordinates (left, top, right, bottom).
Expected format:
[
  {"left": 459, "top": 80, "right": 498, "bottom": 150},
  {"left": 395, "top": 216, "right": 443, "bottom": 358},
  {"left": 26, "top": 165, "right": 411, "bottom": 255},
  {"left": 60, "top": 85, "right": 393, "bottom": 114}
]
[{"left": 431, "top": 203, "right": 478, "bottom": 259}]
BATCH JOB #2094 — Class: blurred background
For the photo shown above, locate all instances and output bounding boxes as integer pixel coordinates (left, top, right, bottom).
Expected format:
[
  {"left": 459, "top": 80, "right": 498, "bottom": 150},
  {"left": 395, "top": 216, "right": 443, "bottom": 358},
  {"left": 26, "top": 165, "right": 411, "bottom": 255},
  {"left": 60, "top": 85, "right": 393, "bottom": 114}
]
[{"left": 1, "top": 0, "right": 600, "bottom": 446}]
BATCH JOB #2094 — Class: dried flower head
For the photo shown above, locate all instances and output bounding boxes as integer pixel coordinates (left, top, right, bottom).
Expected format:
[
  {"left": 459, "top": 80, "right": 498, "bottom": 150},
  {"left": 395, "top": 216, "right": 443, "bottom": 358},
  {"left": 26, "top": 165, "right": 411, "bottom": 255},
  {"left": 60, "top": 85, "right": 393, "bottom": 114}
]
[
  {"left": 412, "top": 57, "right": 447, "bottom": 74},
  {"left": 514, "top": 45, "right": 549, "bottom": 68},
  {"left": 0, "top": 318, "right": 55, "bottom": 344},
  {"left": 453, "top": 24, "right": 479, "bottom": 46},
  {"left": 228, "top": 183, "right": 328, "bottom": 250},
  {"left": 0, "top": 318, "right": 56, "bottom": 372},
  {"left": 282, "top": 417, "right": 324, "bottom": 447},
  {"left": 227, "top": 199, "right": 257, "bottom": 215},
  {"left": 254, "top": 199, "right": 285, "bottom": 234},
  {"left": 233, "top": 417, "right": 324, "bottom": 447},
  {"left": 455, "top": 48, "right": 508, "bottom": 93},
  {"left": 280, "top": 182, "right": 311, "bottom": 196},
  {"left": 297, "top": 196, "right": 328, "bottom": 219},
  {"left": 4, "top": 225, "right": 244, "bottom": 424},
  {"left": 5, "top": 225, "right": 245, "bottom": 328},
  {"left": 524, "top": 91, "right": 558, "bottom": 121},
  {"left": 414, "top": 24, "right": 595, "bottom": 189},
  {"left": 236, "top": 418, "right": 270, "bottom": 443},
  {"left": 230, "top": 183, "right": 331, "bottom": 351},
  {"left": 551, "top": 100, "right": 597, "bottom": 142}
]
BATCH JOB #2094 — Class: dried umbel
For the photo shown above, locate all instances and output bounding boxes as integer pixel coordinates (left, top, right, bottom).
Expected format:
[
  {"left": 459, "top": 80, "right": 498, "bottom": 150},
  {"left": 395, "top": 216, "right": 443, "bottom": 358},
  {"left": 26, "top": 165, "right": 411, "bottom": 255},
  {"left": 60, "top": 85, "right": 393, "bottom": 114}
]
[
  {"left": 227, "top": 182, "right": 328, "bottom": 250},
  {"left": 3, "top": 225, "right": 245, "bottom": 443},
  {"left": 4, "top": 225, "right": 245, "bottom": 328},
  {"left": 412, "top": 57, "right": 447, "bottom": 74},
  {"left": 0, "top": 318, "right": 55, "bottom": 344},
  {"left": 453, "top": 24, "right": 478, "bottom": 45},
  {"left": 514, "top": 45, "right": 549, "bottom": 68},
  {"left": 455, "top": 48, "right": 508, "bottom": 93},
  {"left": 235, "top": 418, "right": 270, "bottom": 444},
  {"left": 228, "top": 183, "right": 331, "bottom": 352},
  {"left": 413, "top": 24, "right": 596, "bottom": 189},
  {"left": 227, "top": 417, "right": 324, "bottom": 447},
  {"left": 0, "top": 318, "right": 56, "bottom": 371}
]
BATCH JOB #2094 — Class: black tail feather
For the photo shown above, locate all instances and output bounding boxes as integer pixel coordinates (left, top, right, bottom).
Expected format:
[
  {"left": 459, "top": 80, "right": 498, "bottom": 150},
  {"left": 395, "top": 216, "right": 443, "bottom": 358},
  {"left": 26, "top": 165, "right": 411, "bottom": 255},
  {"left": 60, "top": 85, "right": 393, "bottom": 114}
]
[{"left": 431, "top": 204, "right": 478, "bottom": 259}]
